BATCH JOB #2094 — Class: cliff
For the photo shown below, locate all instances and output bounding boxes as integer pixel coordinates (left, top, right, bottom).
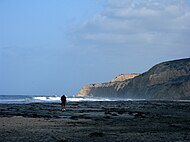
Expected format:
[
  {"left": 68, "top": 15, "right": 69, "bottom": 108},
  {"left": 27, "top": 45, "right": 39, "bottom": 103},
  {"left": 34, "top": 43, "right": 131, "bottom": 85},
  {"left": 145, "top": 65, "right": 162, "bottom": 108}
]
[
  {"left": 77, "top": 74, "right": 139, "bottom": 97},
  {"left": 111, "top": 74, "right": 139, "bottom": 82},
  {"left": 122, "top": 58, "right": 190, "bottom": 100},
  {"left": 77, "top": 58, "right": 190, "bottom": 100}
]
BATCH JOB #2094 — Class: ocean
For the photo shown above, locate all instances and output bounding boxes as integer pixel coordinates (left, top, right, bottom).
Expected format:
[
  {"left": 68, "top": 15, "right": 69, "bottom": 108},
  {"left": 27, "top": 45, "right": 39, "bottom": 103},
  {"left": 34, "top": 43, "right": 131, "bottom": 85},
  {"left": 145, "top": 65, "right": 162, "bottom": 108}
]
[
  {"left": 0, "top": 95, "right": 136, "bottom": 104},
  {"left": 1, "top": 95, "right": 189, "bottom": 104}
]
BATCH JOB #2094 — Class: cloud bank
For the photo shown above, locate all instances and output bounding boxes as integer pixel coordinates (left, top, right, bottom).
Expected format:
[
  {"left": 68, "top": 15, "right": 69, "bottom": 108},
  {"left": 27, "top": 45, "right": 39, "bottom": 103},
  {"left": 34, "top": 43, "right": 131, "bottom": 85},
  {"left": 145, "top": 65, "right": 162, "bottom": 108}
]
[{"left": 73, "top": 0, "right": 190, "bottom": 58}]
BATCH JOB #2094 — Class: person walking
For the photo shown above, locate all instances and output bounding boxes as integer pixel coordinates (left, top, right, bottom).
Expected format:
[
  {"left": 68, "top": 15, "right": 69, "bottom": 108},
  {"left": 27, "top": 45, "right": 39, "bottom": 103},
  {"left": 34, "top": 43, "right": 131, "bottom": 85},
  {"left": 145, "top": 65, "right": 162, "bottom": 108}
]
[{"left": 61, "top": 95, "right": 66, "bottom": 111}]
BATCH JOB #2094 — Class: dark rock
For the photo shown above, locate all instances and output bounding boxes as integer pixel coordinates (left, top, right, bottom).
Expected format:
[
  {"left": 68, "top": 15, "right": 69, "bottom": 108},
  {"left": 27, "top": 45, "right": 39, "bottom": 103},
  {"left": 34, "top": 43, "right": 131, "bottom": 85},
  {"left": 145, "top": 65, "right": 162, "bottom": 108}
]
[
  {"left": 70, "top": 116, "right": 78, "bottom": 120},
  {"left": 133, "top": 112, "right": 147, "bottom": 118},
  {"left": 59, "top": 139, "right": 67, "bottom": 142},
  {"left": 117, "top": 108, "right": 126, "bottom": 114},
  {"left": 89, "top": 132, "right": 104, "bottom": 137},
  {"left": 111, "top": 113, "right": 118, "bottom": 116},
  {"left": 104, "top": 111, "right": 111, "bottom": 115},
  {"left": 103, "top": 116, "right": 111, "bottom": 119}
]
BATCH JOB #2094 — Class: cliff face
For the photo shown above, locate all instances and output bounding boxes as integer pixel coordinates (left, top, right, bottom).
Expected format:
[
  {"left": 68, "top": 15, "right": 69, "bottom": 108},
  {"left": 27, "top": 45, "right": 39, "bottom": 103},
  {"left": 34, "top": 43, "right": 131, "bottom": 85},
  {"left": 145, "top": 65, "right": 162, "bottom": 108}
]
[
  {"left": 77, "top": 58, "right": 190, "bottom": 100},
  {"left": 111, "top": 74, "right": 139, "bottom": 82},
  {"left": 122, "top": 58, "right": 190, "bottom": 100},
  {"left": 77, "top": 74, "right": 138, "bottom": 97}
]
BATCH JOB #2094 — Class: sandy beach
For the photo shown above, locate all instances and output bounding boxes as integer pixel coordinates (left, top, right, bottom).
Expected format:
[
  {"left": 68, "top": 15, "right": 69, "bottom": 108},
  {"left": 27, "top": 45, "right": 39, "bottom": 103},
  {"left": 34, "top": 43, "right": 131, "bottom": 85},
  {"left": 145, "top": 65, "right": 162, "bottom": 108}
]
[{"left": 0, "top": 101, "right": 190, "bottom": 142}]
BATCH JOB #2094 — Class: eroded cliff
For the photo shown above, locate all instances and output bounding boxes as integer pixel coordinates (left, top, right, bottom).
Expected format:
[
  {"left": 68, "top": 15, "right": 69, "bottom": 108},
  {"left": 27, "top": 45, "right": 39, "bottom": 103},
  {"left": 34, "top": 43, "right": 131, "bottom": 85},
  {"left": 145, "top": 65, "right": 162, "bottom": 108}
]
[
  {"left": 77, "top": 74, "right": 138, "bottom": 97},
  {"left": 77, "top": 58, "right": 190, "bottom": 100},
  {"left": 122, "top": 58, "right": 190, "bottom": 100}
]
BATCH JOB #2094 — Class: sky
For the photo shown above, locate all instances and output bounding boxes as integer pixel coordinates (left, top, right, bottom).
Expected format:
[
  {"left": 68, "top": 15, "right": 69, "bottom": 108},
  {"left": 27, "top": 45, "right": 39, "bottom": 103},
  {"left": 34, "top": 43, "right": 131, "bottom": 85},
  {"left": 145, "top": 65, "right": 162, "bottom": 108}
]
[{"left": 0, "top": 0, "right": 190, "bottom": 96}]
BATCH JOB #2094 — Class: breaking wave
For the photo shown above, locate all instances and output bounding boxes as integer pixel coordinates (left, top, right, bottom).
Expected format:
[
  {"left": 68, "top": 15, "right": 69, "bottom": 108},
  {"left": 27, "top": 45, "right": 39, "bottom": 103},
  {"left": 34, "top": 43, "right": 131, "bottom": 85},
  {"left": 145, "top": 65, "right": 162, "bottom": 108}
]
[{"left": 0, "top": 95, "right": 140, "bottom": 104}]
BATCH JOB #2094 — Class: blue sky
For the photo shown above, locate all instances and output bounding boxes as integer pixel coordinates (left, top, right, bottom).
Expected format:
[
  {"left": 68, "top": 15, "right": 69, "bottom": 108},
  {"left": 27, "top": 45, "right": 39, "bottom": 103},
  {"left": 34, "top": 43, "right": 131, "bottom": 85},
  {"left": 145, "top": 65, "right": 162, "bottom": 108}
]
[{"left": 0, "top": 0, "right": 190, "bottom": 96}]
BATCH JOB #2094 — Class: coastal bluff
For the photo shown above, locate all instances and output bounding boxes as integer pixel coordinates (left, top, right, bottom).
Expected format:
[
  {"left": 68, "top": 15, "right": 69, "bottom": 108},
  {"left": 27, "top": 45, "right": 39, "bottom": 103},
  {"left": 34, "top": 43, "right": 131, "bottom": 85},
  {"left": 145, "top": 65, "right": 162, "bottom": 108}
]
[
  {"left": 77, "top": 74, "right": 139, "bottom": 97},
  {"left": 77, "top": 58, "right": 190, "bottom": 100}
]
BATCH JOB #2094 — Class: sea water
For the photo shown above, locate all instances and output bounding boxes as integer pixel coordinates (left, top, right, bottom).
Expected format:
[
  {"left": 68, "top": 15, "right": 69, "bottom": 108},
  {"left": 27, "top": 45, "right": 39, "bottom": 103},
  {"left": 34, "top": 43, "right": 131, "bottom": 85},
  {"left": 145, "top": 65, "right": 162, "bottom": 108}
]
[
  {"left": 0, "top": 95, "right": 189, "bottom": 104},
  {"left": 0, "top": 95, "right": 137, "bottom": 104}
]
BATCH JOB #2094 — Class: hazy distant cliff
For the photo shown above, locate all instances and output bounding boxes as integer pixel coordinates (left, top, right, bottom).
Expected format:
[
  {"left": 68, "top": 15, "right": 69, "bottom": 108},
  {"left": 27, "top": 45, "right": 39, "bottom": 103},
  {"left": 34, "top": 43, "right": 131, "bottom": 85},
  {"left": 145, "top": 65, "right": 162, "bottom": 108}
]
[
  {"left": 77, "top": 74, "right": 139, "bottom": 97},
  {"left": 122, "top": 58, "right": 190, "bottom": 100},
  {"left": 77, "top": 58, "right": 190, "bottom": 100},
  {"left": 111, "top": 74, "right": 139, "bottom": 82}
]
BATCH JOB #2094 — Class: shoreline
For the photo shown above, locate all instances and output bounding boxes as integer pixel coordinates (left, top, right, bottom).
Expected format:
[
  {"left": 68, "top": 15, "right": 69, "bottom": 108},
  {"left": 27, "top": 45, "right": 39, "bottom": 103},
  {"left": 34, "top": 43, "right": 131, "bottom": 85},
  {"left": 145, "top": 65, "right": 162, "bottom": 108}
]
[{"left": 0, "top": 101, "right": 190, "bottom": 142}]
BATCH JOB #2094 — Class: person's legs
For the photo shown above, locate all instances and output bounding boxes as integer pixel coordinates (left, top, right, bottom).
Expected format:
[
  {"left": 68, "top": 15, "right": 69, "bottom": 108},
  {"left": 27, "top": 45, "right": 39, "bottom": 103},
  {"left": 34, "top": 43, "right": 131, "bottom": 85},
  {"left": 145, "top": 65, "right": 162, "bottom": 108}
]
[{"left": 62, "top": 102, "right": 66, "bottom": 111}]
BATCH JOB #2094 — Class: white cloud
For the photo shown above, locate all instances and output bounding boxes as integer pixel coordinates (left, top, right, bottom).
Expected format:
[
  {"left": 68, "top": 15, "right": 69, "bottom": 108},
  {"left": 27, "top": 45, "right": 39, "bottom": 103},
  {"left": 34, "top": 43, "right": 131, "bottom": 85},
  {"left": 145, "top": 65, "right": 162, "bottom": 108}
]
[{"left": 73, "top": 0, "right": 190, "bottom": 54}]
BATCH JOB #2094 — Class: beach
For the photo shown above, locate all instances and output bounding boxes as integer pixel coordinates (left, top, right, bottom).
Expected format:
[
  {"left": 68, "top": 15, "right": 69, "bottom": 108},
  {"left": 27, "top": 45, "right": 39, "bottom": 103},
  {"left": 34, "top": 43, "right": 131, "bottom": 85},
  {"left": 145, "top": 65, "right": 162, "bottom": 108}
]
[{"left": 0, "top": 101, "right": 190, "bottom": 142}]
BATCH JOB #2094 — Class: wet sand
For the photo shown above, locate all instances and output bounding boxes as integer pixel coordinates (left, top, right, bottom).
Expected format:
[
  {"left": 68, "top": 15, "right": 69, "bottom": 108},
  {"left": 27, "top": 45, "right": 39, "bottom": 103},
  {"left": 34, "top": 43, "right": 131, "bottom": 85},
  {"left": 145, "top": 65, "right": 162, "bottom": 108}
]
[{"left": 0, "top": 101, "right": 190, "bottom": 142}]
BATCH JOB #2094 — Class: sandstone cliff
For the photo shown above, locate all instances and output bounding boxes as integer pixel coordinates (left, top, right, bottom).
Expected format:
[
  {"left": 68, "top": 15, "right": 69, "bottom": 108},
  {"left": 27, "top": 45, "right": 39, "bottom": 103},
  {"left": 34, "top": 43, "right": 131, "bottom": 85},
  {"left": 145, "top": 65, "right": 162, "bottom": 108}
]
[
  {"left": 77, "top": 74, "right": 139, "bottom": 97},
  {"left": 111, "top": 74, "right": 139, "bottom": 82},
  {"left": 77, "top": 58, "right": 190, "bottom": 100}
]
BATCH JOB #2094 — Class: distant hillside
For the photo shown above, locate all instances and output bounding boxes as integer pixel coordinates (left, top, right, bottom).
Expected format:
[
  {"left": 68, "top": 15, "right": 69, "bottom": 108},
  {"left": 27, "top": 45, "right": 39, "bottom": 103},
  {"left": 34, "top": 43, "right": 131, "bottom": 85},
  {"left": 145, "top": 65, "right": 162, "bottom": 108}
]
[
  {"left": 77, "top": 74, "right": 139, "bottom": 97},
  {"left": 77, "top": 58, "right": 190, "bottom": 100},
  {"left": 111, "top": 74, "right": 139, "bottom": 82},
  {"left": 122, "top": 58, "right": 190, "bottom": 100}
]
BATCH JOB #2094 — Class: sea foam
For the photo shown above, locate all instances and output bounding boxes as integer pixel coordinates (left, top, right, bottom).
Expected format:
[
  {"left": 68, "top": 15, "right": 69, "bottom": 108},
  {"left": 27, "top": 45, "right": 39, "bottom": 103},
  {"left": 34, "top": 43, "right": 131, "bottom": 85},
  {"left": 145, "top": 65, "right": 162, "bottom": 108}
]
[{"left": 0, "top": 95, "right": 143, "bottom": 104}]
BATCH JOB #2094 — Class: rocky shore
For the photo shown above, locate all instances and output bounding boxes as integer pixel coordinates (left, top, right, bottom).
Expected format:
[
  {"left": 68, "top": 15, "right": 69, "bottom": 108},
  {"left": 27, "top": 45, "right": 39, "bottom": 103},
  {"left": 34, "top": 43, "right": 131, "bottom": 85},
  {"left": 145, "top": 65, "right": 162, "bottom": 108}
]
[{"left": 1, "top": 101, "right": 190, "bottom": 142}]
